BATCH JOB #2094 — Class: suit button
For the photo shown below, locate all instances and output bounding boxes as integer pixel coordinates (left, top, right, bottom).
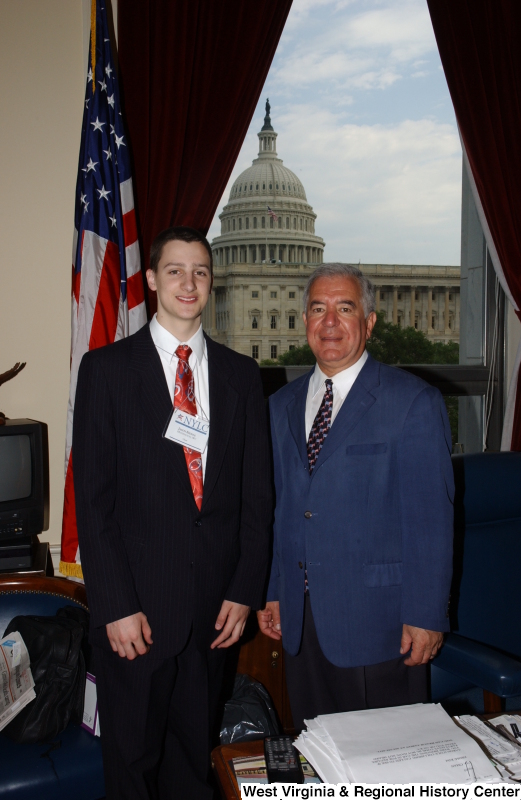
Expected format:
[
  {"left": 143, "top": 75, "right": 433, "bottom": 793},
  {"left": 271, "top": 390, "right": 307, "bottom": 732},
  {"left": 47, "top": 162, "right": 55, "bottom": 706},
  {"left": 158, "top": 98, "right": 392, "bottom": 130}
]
[
  {"left": 298, "top": 562, "right": 303, "bottom": 569},
  {"left": 304, "top": 511, "right": 312, "bottom": 519},
  {"left": 195, "top": 520, "right": 202, "bottom": 527}
]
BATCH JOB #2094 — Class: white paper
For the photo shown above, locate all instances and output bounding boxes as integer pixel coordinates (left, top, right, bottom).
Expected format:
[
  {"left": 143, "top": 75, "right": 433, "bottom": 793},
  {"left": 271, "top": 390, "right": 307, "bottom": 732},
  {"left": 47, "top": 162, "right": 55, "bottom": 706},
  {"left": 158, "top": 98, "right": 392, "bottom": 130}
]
[
  {"left": 296, "top": 703, "right": 499, "bottom": 785},
  {"left": 0, "top": 632, "right": 35, "bottom": 732}
]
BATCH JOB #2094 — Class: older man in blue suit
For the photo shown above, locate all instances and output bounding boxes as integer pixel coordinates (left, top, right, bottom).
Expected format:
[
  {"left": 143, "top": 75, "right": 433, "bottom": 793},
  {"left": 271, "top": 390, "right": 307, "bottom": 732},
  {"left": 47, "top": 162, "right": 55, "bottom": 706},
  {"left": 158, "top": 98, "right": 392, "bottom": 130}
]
[{"left": 258, "top": 264, "right": 454, "bottom": 732}]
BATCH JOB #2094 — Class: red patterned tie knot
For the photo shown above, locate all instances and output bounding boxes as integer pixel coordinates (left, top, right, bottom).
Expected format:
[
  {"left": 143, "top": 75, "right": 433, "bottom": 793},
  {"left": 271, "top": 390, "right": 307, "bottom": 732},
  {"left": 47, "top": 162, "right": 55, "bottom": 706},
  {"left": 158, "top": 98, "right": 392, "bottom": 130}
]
[{"left": 175, "top": 344, "right": 192, "bottom": 361}]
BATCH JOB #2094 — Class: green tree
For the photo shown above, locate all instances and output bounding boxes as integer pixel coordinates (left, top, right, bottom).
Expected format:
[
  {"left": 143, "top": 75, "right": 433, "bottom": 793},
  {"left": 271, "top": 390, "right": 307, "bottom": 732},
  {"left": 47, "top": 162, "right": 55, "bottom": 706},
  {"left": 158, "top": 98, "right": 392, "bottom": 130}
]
[{"left": 366, "top": 313, "right": 459, "bottom": 365}]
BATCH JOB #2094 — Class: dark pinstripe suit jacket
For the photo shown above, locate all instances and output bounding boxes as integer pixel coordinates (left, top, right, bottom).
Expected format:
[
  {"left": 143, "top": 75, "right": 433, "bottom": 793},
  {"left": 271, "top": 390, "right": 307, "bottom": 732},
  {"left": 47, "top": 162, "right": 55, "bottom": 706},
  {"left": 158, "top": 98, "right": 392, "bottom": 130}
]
[{"left": 73, "top": 323, "right": 272, "bottom": 657}]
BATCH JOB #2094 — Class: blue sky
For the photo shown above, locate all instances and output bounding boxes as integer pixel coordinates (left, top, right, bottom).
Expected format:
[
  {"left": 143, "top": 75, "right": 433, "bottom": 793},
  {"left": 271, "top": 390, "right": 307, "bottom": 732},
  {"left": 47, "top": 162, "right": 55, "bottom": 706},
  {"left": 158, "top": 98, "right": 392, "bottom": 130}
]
[{"left": 207, "top": 0, "right": 462, "bottom": 266}]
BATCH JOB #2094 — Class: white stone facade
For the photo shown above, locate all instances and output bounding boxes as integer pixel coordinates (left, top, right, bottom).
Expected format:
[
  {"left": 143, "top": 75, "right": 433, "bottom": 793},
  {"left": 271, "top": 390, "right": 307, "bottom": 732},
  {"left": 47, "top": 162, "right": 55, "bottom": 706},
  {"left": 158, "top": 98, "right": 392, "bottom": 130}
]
[{"left": 208, "top": 103, "right": 460, "bottom": 361}]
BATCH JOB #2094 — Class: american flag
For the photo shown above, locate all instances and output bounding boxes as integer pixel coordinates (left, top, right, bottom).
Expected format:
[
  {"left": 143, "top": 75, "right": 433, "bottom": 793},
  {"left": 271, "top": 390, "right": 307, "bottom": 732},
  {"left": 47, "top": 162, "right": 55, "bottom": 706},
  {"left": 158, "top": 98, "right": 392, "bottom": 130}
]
[
  {"left": 267, "top": 205, "right": 279, "bottom": 222},
  {"left": 60, "top": 0, "right": 146, "bottom": 579}
]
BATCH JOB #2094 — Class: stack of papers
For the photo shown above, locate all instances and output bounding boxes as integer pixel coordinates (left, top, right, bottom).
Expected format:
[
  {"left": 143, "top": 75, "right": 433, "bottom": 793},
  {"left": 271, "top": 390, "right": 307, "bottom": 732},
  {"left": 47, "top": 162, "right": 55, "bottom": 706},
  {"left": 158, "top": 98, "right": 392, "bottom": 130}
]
[
  {"left": 0, "top": 632, "right": 35, "bottom": 732},
  {"left": 294, "top": 703, "right": 501, "bottom": 784},
  {"left": 456, "top": 715, "right": 521, "bottom": 781}
]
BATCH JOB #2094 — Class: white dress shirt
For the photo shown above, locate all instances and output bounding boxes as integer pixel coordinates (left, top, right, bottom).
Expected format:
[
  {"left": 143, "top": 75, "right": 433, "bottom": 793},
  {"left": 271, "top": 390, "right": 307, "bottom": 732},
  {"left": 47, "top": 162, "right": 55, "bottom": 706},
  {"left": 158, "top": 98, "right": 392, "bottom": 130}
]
[
  {"left": 305, "top": 349, "right": 368, "bottom": 440},
  {"left": 149, "top": 314, "right": 210, "bottom": 477}
]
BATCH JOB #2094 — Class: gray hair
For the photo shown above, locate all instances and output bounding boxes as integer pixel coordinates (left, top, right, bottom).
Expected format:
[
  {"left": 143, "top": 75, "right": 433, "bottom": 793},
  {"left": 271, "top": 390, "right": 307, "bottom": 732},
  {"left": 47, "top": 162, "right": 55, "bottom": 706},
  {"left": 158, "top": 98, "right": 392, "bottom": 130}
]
[{"left": 303, "top": 263, "right": 376, "bottom": 317}]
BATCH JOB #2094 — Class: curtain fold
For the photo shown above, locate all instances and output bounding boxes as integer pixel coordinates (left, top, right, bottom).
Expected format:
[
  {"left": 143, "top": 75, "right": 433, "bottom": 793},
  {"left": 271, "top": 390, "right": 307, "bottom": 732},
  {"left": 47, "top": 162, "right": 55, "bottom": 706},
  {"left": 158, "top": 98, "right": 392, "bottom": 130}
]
[
  {"left": 118, "top": 0, "right": 293, "bottom": 314},
  {"left": 426, "top": 0, "right": 521, "bottom": 450}
]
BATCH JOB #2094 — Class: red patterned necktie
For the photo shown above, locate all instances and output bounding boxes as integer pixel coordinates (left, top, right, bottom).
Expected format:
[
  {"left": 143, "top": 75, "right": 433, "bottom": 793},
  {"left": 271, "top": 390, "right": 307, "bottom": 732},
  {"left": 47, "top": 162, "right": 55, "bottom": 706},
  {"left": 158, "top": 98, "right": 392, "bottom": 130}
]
[
  {"left": 307, "top": 378, "right": 333, "bottom": 474},
  {"left": 174, "top": 344, "right": 203, "bottom": 510}
]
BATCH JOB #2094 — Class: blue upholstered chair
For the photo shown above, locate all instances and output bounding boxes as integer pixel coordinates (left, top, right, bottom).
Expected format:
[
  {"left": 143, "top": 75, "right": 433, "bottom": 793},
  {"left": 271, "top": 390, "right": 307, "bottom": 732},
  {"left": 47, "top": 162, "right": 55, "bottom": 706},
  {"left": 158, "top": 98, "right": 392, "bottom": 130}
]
[
  {"left": 0, "top": 575, "right": 104, "bottom": 800},
  {"left": 431, "top": 451, "right": 521, "bottom": 713}
]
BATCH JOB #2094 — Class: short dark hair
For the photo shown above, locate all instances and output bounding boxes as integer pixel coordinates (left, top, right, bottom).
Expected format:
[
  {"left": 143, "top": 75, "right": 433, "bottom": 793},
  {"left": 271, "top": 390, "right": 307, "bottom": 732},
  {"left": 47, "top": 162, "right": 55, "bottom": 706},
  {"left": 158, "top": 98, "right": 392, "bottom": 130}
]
[{"left": 149, "top": 226, "right": 213, "bottom": 274}]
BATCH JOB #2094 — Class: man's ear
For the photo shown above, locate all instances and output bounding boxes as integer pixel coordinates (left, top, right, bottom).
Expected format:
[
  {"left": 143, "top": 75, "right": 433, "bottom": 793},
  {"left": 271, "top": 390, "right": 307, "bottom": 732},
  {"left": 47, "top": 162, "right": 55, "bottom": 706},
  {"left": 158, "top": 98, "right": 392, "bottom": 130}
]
[
  {"left": 365, "top": 311, "right": 377, "bottom": 340},
  {"left": 146, "top": 269, "right": 157, "bottom": 292},
  {"left": 302, "top": 311, "right": 308, "bottom": 329}
]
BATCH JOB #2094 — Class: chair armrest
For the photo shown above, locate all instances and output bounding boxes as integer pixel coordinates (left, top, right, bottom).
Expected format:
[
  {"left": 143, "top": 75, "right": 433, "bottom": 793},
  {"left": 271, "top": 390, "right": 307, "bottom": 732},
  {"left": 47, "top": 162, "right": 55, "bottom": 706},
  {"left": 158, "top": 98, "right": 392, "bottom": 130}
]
[{"left": 433, "top": 633, "right": 521, "bottom": 697}]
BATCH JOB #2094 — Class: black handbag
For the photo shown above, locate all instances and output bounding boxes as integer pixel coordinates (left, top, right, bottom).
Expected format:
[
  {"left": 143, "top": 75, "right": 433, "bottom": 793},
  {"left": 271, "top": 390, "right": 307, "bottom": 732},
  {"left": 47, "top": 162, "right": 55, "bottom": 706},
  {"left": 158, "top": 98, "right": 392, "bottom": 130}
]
[{"left": 2, "top": 605, "right": 90, "bottom": 743}]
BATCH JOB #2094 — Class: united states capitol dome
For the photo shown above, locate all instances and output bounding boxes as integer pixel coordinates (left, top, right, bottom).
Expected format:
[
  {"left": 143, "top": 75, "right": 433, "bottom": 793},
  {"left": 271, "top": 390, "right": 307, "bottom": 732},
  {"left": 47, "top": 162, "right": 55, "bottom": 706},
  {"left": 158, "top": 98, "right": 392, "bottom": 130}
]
[{"left": 211, "top": 100, "right": 324, "bottom": 266}]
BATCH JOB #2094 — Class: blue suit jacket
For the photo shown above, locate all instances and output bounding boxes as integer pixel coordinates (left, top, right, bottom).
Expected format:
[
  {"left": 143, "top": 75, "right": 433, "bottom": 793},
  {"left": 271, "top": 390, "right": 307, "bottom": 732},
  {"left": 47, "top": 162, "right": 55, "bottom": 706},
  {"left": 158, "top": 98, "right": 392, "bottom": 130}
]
[{"left": 267, "top": 354, "right": 454, "bottom": 669}]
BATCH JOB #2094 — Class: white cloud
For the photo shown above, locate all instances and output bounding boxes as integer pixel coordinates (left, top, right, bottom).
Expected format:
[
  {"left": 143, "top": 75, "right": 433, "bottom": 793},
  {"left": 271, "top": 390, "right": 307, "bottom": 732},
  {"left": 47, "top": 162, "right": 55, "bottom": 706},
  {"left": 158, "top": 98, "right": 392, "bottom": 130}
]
[{"left": 272, "top": 0, "right": 437, "bottom": 92}]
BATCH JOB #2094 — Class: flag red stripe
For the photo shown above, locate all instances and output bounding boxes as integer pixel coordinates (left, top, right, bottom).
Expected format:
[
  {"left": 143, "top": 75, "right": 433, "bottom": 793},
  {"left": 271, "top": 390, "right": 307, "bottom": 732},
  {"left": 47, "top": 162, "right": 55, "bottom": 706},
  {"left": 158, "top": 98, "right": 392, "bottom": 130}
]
[
  {"left": 123, "top": 208, "right": 138, "bottom": 247},
  {"left": 89, "top": 240, "right": 121, "bottom": 350},
  {"left": 127, "top": 270, "right": 145, "bottom": 310},
  {"left": 61, "top": 455, "right": 78, "bottom": 563}
]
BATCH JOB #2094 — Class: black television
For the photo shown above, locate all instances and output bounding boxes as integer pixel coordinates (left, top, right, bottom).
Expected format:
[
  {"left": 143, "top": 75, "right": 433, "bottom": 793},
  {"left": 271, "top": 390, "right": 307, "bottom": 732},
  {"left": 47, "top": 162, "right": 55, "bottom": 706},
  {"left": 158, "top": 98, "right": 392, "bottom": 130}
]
[{"left": 0, "top": 419, "right": 49, "bottom": 541}]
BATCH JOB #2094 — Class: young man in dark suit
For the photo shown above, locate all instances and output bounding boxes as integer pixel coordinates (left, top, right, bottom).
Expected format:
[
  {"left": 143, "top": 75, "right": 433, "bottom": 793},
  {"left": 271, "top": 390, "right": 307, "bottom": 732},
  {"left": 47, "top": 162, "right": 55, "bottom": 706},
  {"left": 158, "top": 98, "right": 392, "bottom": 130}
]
[
  {"left": 258, "top": 263, "right": 453, "bottom": 732},
  {"left": 73, "top": 227, "right": 272, "bottom": 799}
]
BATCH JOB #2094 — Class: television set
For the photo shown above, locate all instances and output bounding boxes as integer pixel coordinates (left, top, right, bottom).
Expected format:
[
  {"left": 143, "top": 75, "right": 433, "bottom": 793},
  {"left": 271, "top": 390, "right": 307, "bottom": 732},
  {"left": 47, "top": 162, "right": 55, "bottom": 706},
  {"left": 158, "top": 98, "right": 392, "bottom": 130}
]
[{"left": 0, "top": 419, "right": 49, "bottom": 541}]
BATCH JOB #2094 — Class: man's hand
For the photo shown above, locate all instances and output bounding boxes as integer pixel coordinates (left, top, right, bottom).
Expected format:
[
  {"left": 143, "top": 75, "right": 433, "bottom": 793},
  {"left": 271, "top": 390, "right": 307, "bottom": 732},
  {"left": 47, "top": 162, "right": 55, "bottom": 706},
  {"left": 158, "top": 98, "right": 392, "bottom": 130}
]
[
  {"left": 400, "top": 624, "right": 443, "bottom": 666},
  {"left": 257, "top": 601, "right": 282, "bottom": 641},
  {"left": 106, "top": 612, "right": 153, "bottom": 660},
  {"left": 211, "top": 600, "right": 250, "bottom": 649}
]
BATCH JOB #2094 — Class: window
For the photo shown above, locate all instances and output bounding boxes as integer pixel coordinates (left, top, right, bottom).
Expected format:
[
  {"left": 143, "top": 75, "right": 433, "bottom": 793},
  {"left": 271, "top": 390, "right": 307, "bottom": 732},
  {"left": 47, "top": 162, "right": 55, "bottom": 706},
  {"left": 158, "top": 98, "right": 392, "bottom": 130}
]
[
  {"left": 299, "top": 218, "right": 303, "bottom": 230},
  {"left": 245, "top": 218, "right": 249, "bottom": 230},
  {"left": 227, "top": 220, "right": 231, "bottom": 232},
  {"left": 415, "top": 292, "right": 420, "bottom": 301},
  {"left": 449, "top": 293, "right": 453, "bottom": 301},
  {"left": 305, "top": 220, "right": 308, "bottom": 231},
  {"left": 286, "top": 217, "right": 289, "bottom": 228},
  {"left": 270, "top": 217, "right": 274, "bottom": 229},
  {"left": 380, "top": 291, "right": 386, "bottom": 300},
  {"left": 252, "top": 345, "right": 259, "bottom": 360},
  {"left": 289, "top": 345, "right": 296, "bottom": 351},
  {"left": 252, "top": 290, "right": 259, "bottom": 298},
  {"left": 293, "top": 218, "right": 297, "bottom": 229},
  {"left": 269, "top": 183, "right": 272, "bottom": 190},
  {"left": 278, "top": 218, "right": 282, "bottom": 229},
  {"left": 252, "top": 317, "right": 258, "bottom": 329},
  {"left": 233, "top": 219, "right": 236, "bottom": 231},
  {"left": 262, "top": 183, "right": 265, "bottom": 190},
  {"left": 250, "top": 184, "right": 252, "bottom": 190},
  {"left": 256, "top": 183, "right": 259, "bottom": 190},
  {"left": 262, "top": 217, "right": 265, "bottom": 228},
  {"left": 289, "top": 291, "right": 295, "bottom": 299},
  {"left": 253, "top": 217, "right": 257, "bottom": 229},
  {"left": 288, "top": 315, "right": 295, "bottom": 329},
  {"left": 270, "top": 291, "right": 277, "bottom": 298},
  {"left": 271, "top": 345, "right": 277, "bottom": 359},
  {"left": 270, "top": 316, "right": 277, "bottom": 329},
  {"left": 397, "top": 292, "right": 402, "bottom": 300},
  {"left": 238, "top": 218, "right": 242, "bottom": 230}
]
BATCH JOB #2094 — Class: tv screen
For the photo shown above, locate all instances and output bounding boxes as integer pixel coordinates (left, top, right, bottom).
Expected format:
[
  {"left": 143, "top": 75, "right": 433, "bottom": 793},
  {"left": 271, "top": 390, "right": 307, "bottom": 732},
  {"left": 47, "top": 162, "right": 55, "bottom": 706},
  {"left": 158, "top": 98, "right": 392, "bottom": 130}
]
[{"left": 0, "top": 434, "right": 32, "bottom": 502}]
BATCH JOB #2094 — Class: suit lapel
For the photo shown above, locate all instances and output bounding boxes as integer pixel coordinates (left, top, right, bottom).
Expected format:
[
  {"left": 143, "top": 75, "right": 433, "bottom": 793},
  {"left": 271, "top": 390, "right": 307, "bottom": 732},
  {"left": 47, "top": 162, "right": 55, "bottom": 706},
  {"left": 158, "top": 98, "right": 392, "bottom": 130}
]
[
  {"left": 202, "top": 335, "right": 239, "bottom": 509},
  {"left": 311, "top": 355, "right": 381, "bottom": 474},
  {"left": 130, "top": 324, "right": 194, "bottom": 501},
  {"left": 286, "top": 372, "right": 313, "bottom": 470}
]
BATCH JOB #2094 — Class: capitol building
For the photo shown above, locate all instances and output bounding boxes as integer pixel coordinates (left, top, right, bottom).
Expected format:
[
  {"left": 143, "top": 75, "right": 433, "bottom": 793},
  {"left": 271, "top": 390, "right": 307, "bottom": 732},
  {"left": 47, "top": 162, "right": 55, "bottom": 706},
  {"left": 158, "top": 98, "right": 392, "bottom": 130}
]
[{"left": 203, "top": 102, "right": 460, "bottom": 361}]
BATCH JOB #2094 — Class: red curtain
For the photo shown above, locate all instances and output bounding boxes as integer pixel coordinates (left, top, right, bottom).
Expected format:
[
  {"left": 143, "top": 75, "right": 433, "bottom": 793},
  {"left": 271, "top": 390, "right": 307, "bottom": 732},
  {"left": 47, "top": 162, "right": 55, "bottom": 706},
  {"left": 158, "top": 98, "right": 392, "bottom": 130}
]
[
  {"left": 426, "top": 0, "right": 521, "bottom": 449},
  {"left": 118, "top": 0, "right": 293, "bottom": 314}
]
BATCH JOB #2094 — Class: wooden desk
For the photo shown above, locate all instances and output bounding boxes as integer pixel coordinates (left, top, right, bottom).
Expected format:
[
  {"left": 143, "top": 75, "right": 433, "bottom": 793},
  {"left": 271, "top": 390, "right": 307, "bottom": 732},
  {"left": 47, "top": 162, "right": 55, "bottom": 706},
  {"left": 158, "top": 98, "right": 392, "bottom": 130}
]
[
  {"left": 212, "top": 740, "right": 264, "bottom": 800},
  {"left": 212, "top": 713, "right": 520, "bottom": 799}
]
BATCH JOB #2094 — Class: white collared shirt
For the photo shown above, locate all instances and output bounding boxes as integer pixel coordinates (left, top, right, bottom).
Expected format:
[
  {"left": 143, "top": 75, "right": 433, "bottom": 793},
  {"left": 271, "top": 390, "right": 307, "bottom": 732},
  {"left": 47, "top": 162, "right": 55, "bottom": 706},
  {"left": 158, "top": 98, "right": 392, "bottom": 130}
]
[
  {"left": 149, "top": 314, "right": 210, "bottom": 477},
  {"left": 305, "top": 349, "right": 368, "bottom": 440}
]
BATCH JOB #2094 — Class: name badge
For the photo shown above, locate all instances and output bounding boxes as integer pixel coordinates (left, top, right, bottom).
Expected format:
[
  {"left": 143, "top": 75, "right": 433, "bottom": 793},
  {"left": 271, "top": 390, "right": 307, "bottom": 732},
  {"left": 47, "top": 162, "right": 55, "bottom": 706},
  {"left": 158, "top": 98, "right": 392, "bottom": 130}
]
[{"left": 164, "top": 408, "right": 210, "bottom": 453}]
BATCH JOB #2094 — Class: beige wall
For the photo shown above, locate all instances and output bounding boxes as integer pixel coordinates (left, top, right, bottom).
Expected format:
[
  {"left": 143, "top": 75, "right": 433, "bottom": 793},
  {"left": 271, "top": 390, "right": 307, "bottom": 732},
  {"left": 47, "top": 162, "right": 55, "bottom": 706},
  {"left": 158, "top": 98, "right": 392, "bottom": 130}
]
[{"left": 0, "top": 1, "right": 85, "bottom": 546}]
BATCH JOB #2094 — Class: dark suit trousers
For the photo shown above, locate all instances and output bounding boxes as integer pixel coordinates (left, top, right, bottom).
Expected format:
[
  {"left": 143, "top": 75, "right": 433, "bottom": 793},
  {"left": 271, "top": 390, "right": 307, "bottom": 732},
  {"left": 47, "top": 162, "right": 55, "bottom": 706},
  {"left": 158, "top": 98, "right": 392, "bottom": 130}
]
[
  {"left": 285, "top": 594, "right": 428, "bottom": 733},
  {"left": 94, "top": 632, "right": 225, "bottom": 800}
]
